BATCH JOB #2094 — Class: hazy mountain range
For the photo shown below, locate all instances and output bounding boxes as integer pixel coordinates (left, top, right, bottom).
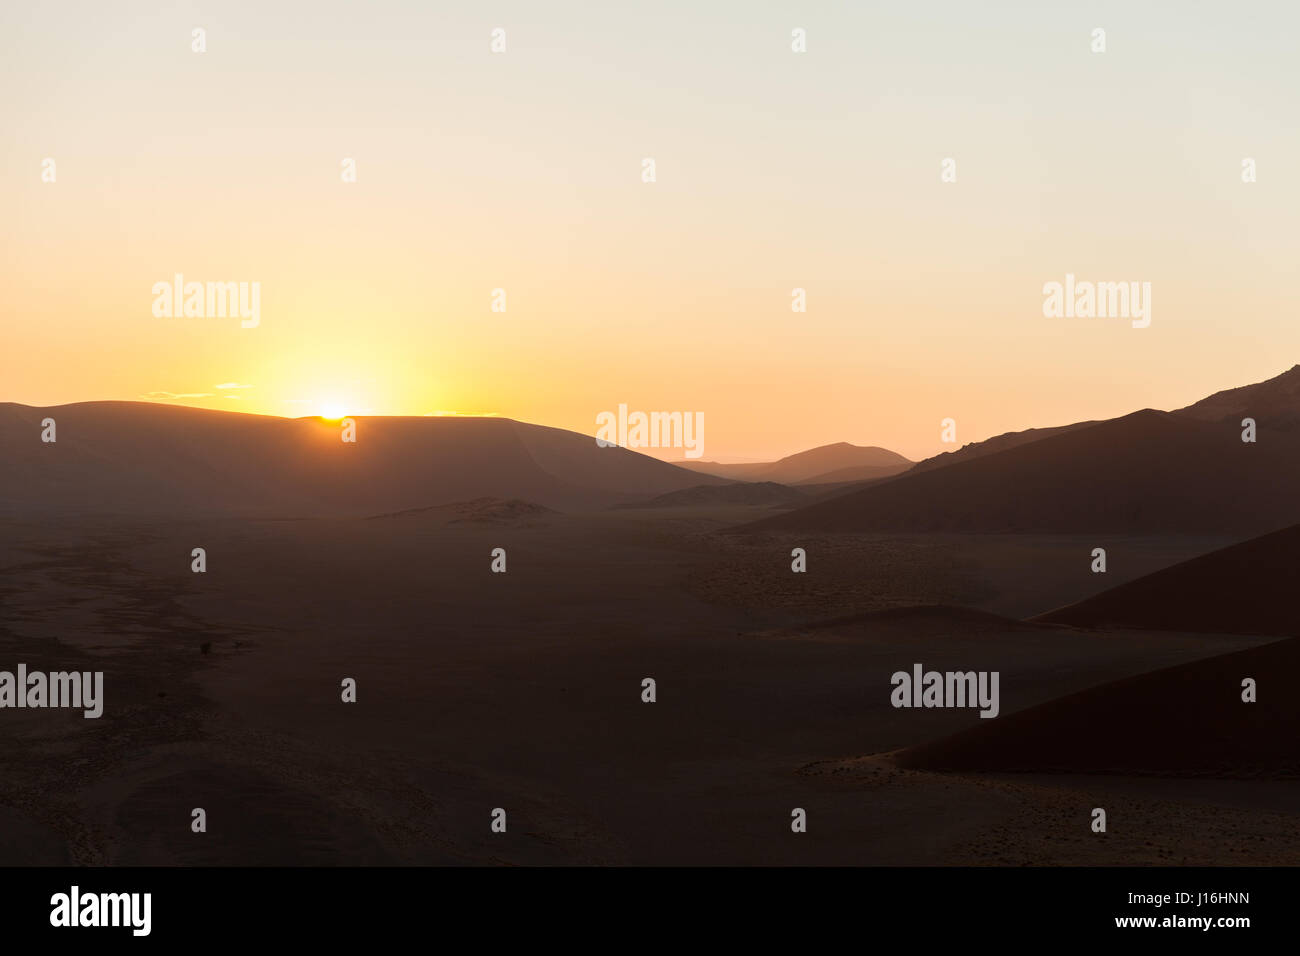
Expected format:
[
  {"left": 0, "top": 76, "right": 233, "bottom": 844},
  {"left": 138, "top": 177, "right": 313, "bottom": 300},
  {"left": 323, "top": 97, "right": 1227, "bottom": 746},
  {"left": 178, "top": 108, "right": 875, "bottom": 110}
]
[
  {"left": 678, "top": 442, "right": 913, "bottom": 485},
  {"left": 748, "top": 365, "right": 1300, "bottom": 535},
  {"left": 0, "top": 401, "right": 725, "bottom": 517},
  {"left": 7, "top": 365, "right": 1300, "bottom": 529}
]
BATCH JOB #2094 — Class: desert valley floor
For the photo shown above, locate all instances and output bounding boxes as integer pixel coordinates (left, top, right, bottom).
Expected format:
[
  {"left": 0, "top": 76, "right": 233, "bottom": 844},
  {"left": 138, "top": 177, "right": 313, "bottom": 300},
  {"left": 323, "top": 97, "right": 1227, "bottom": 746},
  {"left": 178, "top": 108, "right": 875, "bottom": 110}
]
[{"left": 2, "top": 505, "right": 1294, "bottom": 866}]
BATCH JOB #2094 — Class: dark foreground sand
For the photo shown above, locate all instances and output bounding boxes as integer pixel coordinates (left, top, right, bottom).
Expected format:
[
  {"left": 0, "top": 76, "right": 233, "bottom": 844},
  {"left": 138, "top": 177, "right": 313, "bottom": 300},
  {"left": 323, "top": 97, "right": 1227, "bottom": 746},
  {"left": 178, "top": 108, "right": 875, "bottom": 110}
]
[{"left": 0, "top": 507, "right": 1289, "bottom": 865}]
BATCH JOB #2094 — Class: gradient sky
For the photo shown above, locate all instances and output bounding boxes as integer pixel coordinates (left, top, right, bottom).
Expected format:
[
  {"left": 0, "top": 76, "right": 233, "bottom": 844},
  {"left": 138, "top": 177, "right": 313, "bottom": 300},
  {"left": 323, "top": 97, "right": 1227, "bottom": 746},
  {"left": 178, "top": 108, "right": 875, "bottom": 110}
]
[{"left": 4, "top": 1, "right": 1299, "bottom": 461}]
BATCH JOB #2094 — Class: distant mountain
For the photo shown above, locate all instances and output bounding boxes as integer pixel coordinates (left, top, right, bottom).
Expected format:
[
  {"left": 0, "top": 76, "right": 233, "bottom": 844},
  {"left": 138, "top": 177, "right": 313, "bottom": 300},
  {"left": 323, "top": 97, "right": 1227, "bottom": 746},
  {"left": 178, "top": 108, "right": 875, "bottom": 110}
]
[
  {"left": 680, "top": 442, "right": 912, "bottom": 485},
  {"left": 744, "top": 367, "right": 1300, "bottom": 535},
  {"left": 0, "top": 402, "right": 726, "bottom": 517},
  {"left": 614, "top": 481, "right": 808, "bottom": 510},
  {"left": 1035, "top": 523, "right": 1300, "bottom": 636}
]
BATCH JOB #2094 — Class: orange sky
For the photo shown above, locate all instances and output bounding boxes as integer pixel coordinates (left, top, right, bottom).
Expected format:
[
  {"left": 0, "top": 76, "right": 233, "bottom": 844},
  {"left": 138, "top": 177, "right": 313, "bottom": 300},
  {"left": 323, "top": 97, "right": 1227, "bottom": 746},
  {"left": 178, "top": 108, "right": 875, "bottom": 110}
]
[{"left": 4, "top": 1, "right": 1299, "bottom": 461}]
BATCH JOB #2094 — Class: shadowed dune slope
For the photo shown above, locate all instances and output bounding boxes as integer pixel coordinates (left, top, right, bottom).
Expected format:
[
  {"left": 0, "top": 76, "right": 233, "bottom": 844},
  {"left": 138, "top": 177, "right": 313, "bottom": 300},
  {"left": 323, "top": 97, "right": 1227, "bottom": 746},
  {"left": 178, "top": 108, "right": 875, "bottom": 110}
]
[
  {"left": 1035, "top": 523, "right": 1300, "bottom": 636},
  {"left": 1176, "top": 363, "right": 1300, "bottom": 428},
  {"left": 0, "top": 402, "right": 724, "bottom": 517},
  {"left": 744, "top": 408, "right": 1300, "bottom": 535},
  {"left": 905, "top": 421, "right": 1099, "bottom": 476},
  {"left": 797, "top": 462, "right": 919, "bottom": 485},
  {"left": 893, "top": 636, "right": 1300, "bottom": 778},
  {"left": 899, "top": 365, "right": 1300, "bottom": 479}
]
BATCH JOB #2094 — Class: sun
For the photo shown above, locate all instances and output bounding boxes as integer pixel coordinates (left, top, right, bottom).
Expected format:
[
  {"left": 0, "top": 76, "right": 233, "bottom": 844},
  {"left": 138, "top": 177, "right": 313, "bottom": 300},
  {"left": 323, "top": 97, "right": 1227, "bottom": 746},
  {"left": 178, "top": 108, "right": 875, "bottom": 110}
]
[{"left": 320, "top": 402, "right": 348, "bottom": 421}]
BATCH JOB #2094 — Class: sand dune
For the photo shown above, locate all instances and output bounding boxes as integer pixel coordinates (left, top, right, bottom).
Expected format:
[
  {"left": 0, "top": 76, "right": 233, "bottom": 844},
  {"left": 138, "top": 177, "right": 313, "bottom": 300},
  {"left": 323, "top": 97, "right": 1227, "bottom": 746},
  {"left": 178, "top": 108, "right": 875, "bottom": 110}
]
[
  {"left": 1175, "top": 363, "right": 1300, "bottom": 428},
  {"left": 0, "top": 402, "right": 723, "bottom": 517},
  {"left": 902, "top": 365, "right": 1300, "bottom": 477},
  {"left": 797, "top": 463, "right": 921, "bottom": 485},
  {"left": 894, "top": 637, "right": 1300, "bottom": 778},
  {"left": 1035, "top": 523, "right": 1300, "bottom": 636},
  {"left": 906, "top": 422, "right": 1100, "bottom": 476}
]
